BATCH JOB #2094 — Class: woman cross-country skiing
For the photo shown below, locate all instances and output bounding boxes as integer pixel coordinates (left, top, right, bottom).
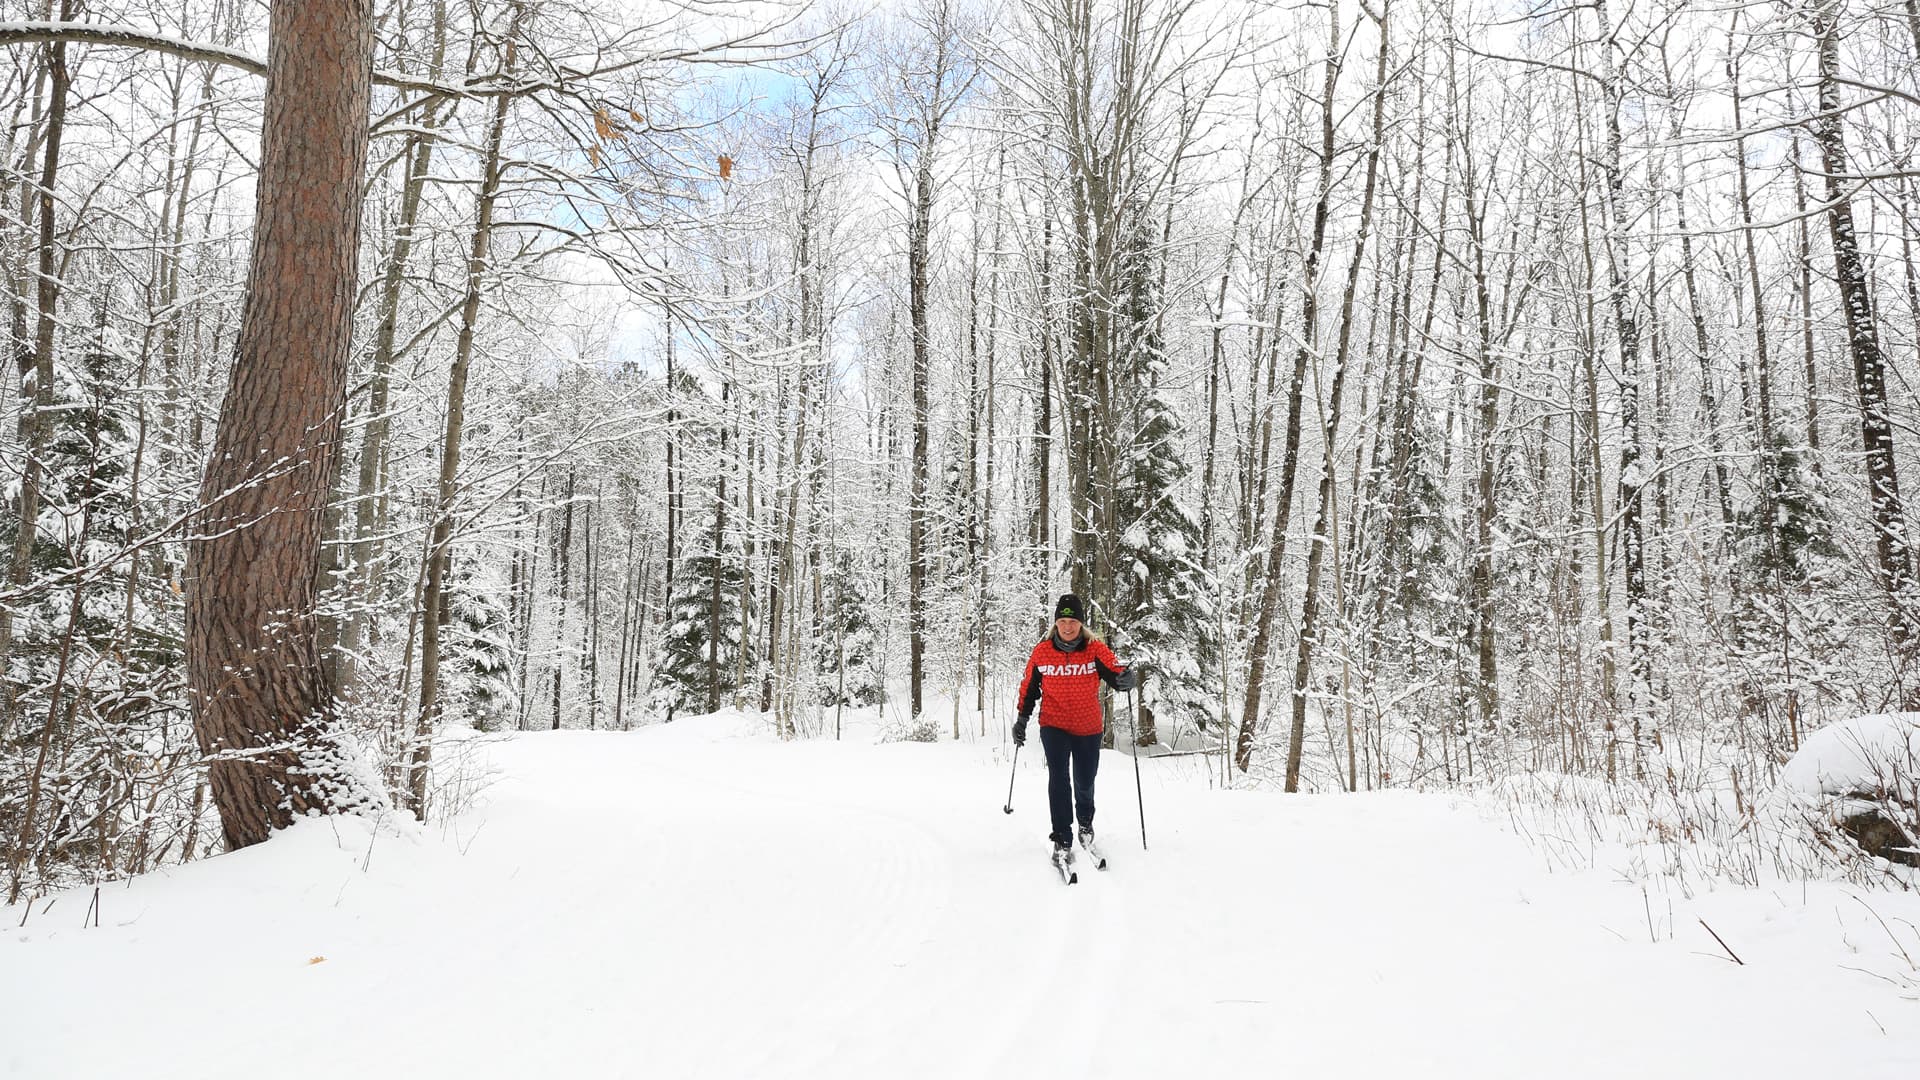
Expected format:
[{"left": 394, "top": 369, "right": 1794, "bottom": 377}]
[{"left": 1013, "top": 593, "right": 1138, "bottom": 876}]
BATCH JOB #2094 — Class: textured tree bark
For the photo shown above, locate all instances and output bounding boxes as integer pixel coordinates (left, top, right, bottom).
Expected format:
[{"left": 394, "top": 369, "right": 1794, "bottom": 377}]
[
  {"left": 1811, "top": 0, "right": 1919, "bottom": 690},
  {"left": 185, "top": 0, "right": 374, "bottom": 851},
  {"left": 1591, "top": 0, "right": 1652, "bottom": 761}
]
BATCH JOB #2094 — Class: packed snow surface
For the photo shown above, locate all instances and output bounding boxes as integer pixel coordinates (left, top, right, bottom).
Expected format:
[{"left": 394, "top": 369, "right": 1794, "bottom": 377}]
[{"left": 7, "top": 711, "right": 1919, "bottom": 1079}]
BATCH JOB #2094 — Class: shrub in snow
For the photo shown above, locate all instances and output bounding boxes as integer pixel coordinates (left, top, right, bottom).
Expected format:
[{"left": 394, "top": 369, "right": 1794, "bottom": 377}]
[{"left": 1780, "top": 713, "right": 1919, "bottom": 867}]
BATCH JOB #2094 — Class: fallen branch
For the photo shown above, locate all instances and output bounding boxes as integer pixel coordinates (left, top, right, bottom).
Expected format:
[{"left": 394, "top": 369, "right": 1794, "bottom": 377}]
[{"left": 1699, "top": 919, "right": 1745, "bottom": 965}]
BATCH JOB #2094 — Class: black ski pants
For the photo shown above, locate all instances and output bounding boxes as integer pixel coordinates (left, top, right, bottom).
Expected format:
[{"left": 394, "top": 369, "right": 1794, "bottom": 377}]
[{"left": 1039, "top": 725, "right": 1102, "bottom": 844}]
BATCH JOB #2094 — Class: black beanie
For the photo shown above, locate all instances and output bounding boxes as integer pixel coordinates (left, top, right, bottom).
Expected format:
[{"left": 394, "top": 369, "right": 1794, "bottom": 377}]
[{"left": 1054, "top": 593, "right": 1085, "bottom": 621}]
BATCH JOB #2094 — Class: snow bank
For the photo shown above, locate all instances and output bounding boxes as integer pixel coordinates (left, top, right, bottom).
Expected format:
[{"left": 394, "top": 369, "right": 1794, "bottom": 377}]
[
  {"left": 1781, "top": 713, "right": 1920, "bottom": 797},
  {"left": 1778, "top": 714, "right": 1920, "bottom": 869}
]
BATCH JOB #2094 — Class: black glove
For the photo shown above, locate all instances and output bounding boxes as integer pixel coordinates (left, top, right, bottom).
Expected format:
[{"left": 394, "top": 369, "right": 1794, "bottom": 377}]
[
  {"left": 1013, "top": 717, "right": 1028, "bottom": 747},
  {"left": 1116, "top": 666, "right": 1143, "bottom": 691}
]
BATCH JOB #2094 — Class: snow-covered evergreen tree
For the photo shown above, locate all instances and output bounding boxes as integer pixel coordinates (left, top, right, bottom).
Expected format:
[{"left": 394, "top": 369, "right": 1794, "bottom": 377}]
[
  {"left": 817, "top": 548, "right": 883, "bottom": 707},
  {"left": 649, "top": 499, "right": 745, "bottom": 717},
  {"left": 1112, "top": 212, "right": 1222, "bottom": 742},
  {"left": 1731, "top": 435, "right": 1844, "bottom": 731},
  {"left": 1738, "top": 437, "right": 1842, "bottom": 587},
  {"left": 1, "top": 347, "right": 142, "bottom": 691},
  {"left": 1386, "top": 404, "right": 1458, "bottom": 627},
  {"left": 445, "top": 559, "right": 517, "bottom": 731}
]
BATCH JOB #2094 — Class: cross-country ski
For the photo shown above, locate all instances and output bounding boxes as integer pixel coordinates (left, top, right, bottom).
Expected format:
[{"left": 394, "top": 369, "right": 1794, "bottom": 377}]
[{"left": 1050, "top": 842, "right": 1077, "bottom": 885}]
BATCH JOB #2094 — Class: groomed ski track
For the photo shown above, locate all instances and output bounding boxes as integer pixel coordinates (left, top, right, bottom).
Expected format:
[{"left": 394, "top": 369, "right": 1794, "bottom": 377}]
[{"left": 5, "top": 711, "right": 1917, "bottom": 1079}]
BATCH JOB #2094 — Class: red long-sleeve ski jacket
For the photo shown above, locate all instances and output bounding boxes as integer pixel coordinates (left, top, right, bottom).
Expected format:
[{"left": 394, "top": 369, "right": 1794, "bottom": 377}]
[{"left": 1015, "top": 634, "right": 1130, "bottom": 736}]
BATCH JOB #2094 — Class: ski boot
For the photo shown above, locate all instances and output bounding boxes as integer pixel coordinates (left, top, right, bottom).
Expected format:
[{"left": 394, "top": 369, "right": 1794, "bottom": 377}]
[{"left": 1078, "top": 826, "right": 1108, "bottom": 871}]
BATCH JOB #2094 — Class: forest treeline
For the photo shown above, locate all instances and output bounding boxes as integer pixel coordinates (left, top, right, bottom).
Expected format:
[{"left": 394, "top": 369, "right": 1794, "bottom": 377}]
[{"left": 4, "top": 0, "right": 1919, "bottom": 897}]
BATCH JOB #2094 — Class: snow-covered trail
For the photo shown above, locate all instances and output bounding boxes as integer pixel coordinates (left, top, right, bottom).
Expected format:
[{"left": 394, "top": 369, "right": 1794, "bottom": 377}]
[{"left": 6, "top": 713, "right": 1918, "bottom": 1079}]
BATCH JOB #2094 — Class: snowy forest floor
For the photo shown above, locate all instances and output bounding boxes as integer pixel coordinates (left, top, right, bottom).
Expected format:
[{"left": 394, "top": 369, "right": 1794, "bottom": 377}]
[{"left": 6, "top": 710, "right": 1920, "bottom": 1079}]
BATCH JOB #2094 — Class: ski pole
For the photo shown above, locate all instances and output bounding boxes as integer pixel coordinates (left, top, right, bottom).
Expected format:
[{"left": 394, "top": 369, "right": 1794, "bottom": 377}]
[
  {"left": 1129, "top": 684, "right": 1148, "bottom": 850},
  {"left": 1003, "top": 743, "right": 1020, "bottom": 814}
]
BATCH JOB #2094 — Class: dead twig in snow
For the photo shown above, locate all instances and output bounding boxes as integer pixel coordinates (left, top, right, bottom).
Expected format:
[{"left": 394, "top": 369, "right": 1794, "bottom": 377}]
[{"left": 1699, "top": 918, "right": 1745, "bottom": 965}]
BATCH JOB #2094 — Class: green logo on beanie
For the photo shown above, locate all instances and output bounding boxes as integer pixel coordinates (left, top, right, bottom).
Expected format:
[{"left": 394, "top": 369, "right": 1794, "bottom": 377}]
[{"left": 1055, "top": 593, "right": 1083, "bottom": 620}]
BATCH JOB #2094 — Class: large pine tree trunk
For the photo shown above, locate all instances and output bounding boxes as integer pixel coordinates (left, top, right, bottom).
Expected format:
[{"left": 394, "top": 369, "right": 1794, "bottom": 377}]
[{"left": 185, "top": 0, "right": 375, "bottom": 851}]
